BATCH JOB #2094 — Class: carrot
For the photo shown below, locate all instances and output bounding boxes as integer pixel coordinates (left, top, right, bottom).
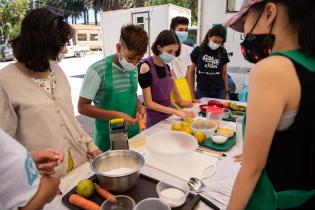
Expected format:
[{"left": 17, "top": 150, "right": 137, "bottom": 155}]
[
  {"left": 68, "top": 194, "right": 100, "bottom": 210},
  {"left": 94, "top": 183, "right": 116, "bottom": 202},
  {"left": 138, "top": 115, "right": 145, "bottom": 131}
]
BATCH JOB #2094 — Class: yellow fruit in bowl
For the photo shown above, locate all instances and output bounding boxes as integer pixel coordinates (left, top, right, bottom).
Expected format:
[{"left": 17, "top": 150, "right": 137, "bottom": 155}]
[
  {"left": 185, "top": 117, "right": 194, "bottom": 125},
  {"left": 181, "top": 121, "right": 190, "bottom": 128},
  {"left": 181, "top": 126, "right": 193, "bottom": 135},
  {"left": 217, "top": 127, "right": 234, "bottom": 138},
  {"left": 171, "top": 123, "right": 182, "bottom": 131},
  {"left": 210, "top": 120, "right": 220, "bottom": 127},
  {"left": 196, "top": 119, "right": 204, "bottom": 129},
  {"left": 206, "top": 121, "right": 217, "bottom": 129},
  {"left": 194, "top": 131, "right": 206, "bottom": 144}
]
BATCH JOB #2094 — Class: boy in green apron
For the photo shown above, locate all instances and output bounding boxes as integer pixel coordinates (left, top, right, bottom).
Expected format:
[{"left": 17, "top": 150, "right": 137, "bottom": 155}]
[
  {"left": 78, "top": 24, "right": 149, "bottom": 152},
  {"left": 225, "top": 0, "right": 315, "bottom": 209}
]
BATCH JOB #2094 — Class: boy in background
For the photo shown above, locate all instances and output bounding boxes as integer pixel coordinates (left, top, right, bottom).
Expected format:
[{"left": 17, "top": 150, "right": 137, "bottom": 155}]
[{"left": 169, "top": 16, "right": 197, "bottom": 107}]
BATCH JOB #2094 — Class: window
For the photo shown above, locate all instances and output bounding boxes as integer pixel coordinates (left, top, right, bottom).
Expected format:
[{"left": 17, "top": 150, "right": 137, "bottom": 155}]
[
  {"left": 77, "top": 33, "right": 87, "bottom": 41},
  {"left": 90, "top": 34, "right": 98, "bottom": 41},
  {"left": 136, "top": 17, "right": 145, "bottom": 29},
  {"left": 137, "top": 17, "right": 144, "bottom": 24},
  {"left": 226, "top": 0, "right": 242, "bottom": 13}
]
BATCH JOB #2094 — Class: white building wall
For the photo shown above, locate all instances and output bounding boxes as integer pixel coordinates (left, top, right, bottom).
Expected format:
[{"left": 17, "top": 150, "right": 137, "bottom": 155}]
[
  {"left": 148, "top": 5, "right": 169, "bottom": 49},
  {"left": 101, "top": 4, "right": 191, "bottom": 56},
  {"left": 101, "top": 10, "right": 132, "bottom": 56}
]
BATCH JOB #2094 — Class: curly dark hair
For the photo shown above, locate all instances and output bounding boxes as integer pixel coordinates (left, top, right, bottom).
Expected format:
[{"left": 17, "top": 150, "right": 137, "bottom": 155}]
[
  {"left": 10, "top": 8, "right": 73, "bottom": 72},
  {"left": 151, "top": 30, "right": 181, "bottom": 57},
  {"left": 120, "top": 24, "right": 149, "bottom": 56},
  {"left": 200, "top": 25, "right": 226, "bottom": 52}
]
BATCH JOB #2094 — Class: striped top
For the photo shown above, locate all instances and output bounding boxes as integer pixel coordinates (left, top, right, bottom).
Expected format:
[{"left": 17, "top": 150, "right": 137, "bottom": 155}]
[{"left": 80, "top": 56, "right": 138, "bottom": 106}]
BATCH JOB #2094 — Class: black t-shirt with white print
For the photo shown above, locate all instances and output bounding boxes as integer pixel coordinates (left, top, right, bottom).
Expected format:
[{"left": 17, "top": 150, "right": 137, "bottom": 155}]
[{"left": 190, "top": 45, "right": 230, "bottom": 92}]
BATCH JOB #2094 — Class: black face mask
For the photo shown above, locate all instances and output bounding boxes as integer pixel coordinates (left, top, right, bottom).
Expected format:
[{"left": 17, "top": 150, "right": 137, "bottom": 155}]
[{"left": 240, "top": 9, "right": 276, "bottom": 64}]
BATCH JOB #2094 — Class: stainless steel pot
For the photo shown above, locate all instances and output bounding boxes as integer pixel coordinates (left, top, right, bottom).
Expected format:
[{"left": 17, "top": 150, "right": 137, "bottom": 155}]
[{"left": 91, "top": 150, "right": 144, "bottom": 193}]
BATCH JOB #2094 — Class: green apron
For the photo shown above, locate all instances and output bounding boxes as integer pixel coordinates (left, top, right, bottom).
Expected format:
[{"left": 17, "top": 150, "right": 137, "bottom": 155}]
[
  {"left": 245, "top": 50, "right": 315, "bottom": 210},
  {"left": 93, "top": 55, "right": 139, "bottom": 151}
]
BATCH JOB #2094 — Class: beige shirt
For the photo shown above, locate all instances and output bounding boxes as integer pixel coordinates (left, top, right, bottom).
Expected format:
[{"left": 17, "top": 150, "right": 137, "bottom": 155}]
[{"left": 0, "top": 62, "right": 98, "bottom": 176}]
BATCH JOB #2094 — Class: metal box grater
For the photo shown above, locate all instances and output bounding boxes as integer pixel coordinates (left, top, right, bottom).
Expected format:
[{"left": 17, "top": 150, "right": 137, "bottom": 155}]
[{"left": 109, "top": 118, "right": 129, "bottom": 150}]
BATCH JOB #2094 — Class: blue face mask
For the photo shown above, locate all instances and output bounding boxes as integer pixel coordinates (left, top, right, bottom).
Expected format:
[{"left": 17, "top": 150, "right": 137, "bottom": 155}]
[
  {"left": 119, "top": 50, "right": 136, "bottom": 72},
  {"left": 208, "top": 41, "right": 220, "bottom": 50},
  {"left": 159, "top": 52, "right": 175, "bottom": 63},
  {"left": 176, "top": 31, "right": 188, "bottom": 43}
]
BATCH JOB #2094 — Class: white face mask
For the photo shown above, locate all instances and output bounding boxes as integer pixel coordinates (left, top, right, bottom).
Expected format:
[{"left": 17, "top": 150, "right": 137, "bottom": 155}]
[
  {"left": 159, "top": 52, "right": 175, "bottom": 63},
  {"left": 176, "top": 31, "right": 188, "bottom": 43},
  {"left": 208, "top": 41, "right": 220, "bottom": 50},
  {"left": 118, "top": 50, "right": 136, "bottom": 72}
]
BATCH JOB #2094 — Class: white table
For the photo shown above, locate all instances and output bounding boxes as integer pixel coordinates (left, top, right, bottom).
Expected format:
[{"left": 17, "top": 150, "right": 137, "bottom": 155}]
[{"left": 45, "top": 98, "right": 245, "bottom": 210}]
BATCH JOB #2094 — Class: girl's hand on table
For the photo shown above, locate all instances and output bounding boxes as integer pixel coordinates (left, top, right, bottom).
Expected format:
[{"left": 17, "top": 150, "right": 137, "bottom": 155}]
[
  {"left": 176, "top": 110, "right": 195, "bottom": 120},
  {"left": 184, "top": 110, "right": 195, "bottom": 118},
  {"left": 192, "top": 98, "right": 201, "bottom": 103}
]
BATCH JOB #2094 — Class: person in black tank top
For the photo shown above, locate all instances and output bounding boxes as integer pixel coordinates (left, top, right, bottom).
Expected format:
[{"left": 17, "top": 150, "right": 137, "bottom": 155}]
[
  {"left": 266, "top": 58, "right": 315, "bottom": 209},
  {"left": 225, "top": 0, "right": 315, "bottom": 209}
]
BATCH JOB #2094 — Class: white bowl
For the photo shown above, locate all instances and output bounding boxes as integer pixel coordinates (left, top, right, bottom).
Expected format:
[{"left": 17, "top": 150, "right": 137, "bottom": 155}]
[
  {"left": 146, "top": 131, "right": 198, "bottom": 164},
  {"left": 191, "top": 117, "right": 218, "bottom": 138},
  {"left": 212, "top": 134, "right": 228, "bottom": 144},
  {"left": 156, "top": 178, "right": 189, "bottom": 208}
]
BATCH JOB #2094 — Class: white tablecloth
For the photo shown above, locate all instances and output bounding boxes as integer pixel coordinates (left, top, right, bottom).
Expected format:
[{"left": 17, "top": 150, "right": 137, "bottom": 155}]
[{"left": 45, "top": 98, "right": 245, "bottom": 210}]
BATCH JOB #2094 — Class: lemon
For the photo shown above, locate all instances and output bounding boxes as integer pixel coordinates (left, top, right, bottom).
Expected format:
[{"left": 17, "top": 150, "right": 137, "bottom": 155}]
[
  {"left": 180, "top": 121, "right": 190, "bottom": 128},
  {"left": 75, "top": 179, "right": 95, "bottom": 198},
  {"left": 194, "top": 131, "right": 206, "bottom": 144},
  {"left": 217, "top": 128, "right": 234, "bottom": 138},
  {"left": 206, "top": 121, "right": 216, "bottom": 129},
  {"left": 171, "top": 123, "right": 182, "bottom": 131},
  {"left": 181, "top": 126, "right": 193, "bottom": 135},
  {"left": 210, "top": 120, "right": 220, "bottom": 127},
  {"left": 184, "top": 117, "right": 194, "bottom": 125}
]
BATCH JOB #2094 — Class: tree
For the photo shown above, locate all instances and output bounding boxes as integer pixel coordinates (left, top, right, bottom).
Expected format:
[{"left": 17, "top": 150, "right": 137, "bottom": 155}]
[
  {"left": 123, "top": 0, "right": 146, "bottom": 8},
  {"left": 91, "top": 0, "right": 126, "bottom": 25},
  {"left": 0, "top": 0, "right": 29, "bottom": 43}
]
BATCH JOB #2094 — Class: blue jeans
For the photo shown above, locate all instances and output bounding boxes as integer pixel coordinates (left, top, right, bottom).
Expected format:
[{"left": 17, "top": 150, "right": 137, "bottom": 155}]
[{"left": 196, "top": 88, "right": 225, "bottom": 99}]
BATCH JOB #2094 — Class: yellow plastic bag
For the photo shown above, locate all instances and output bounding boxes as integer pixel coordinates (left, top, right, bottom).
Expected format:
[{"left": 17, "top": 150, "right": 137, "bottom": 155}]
[{"left": 171, "top": 78, "right": 192, "bottom": 106}]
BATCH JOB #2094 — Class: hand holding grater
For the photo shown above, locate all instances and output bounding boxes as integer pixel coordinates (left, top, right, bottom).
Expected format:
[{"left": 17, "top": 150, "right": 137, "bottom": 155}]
[{"left": 109, "top": 118, "right": 129, "bottom": 150}]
